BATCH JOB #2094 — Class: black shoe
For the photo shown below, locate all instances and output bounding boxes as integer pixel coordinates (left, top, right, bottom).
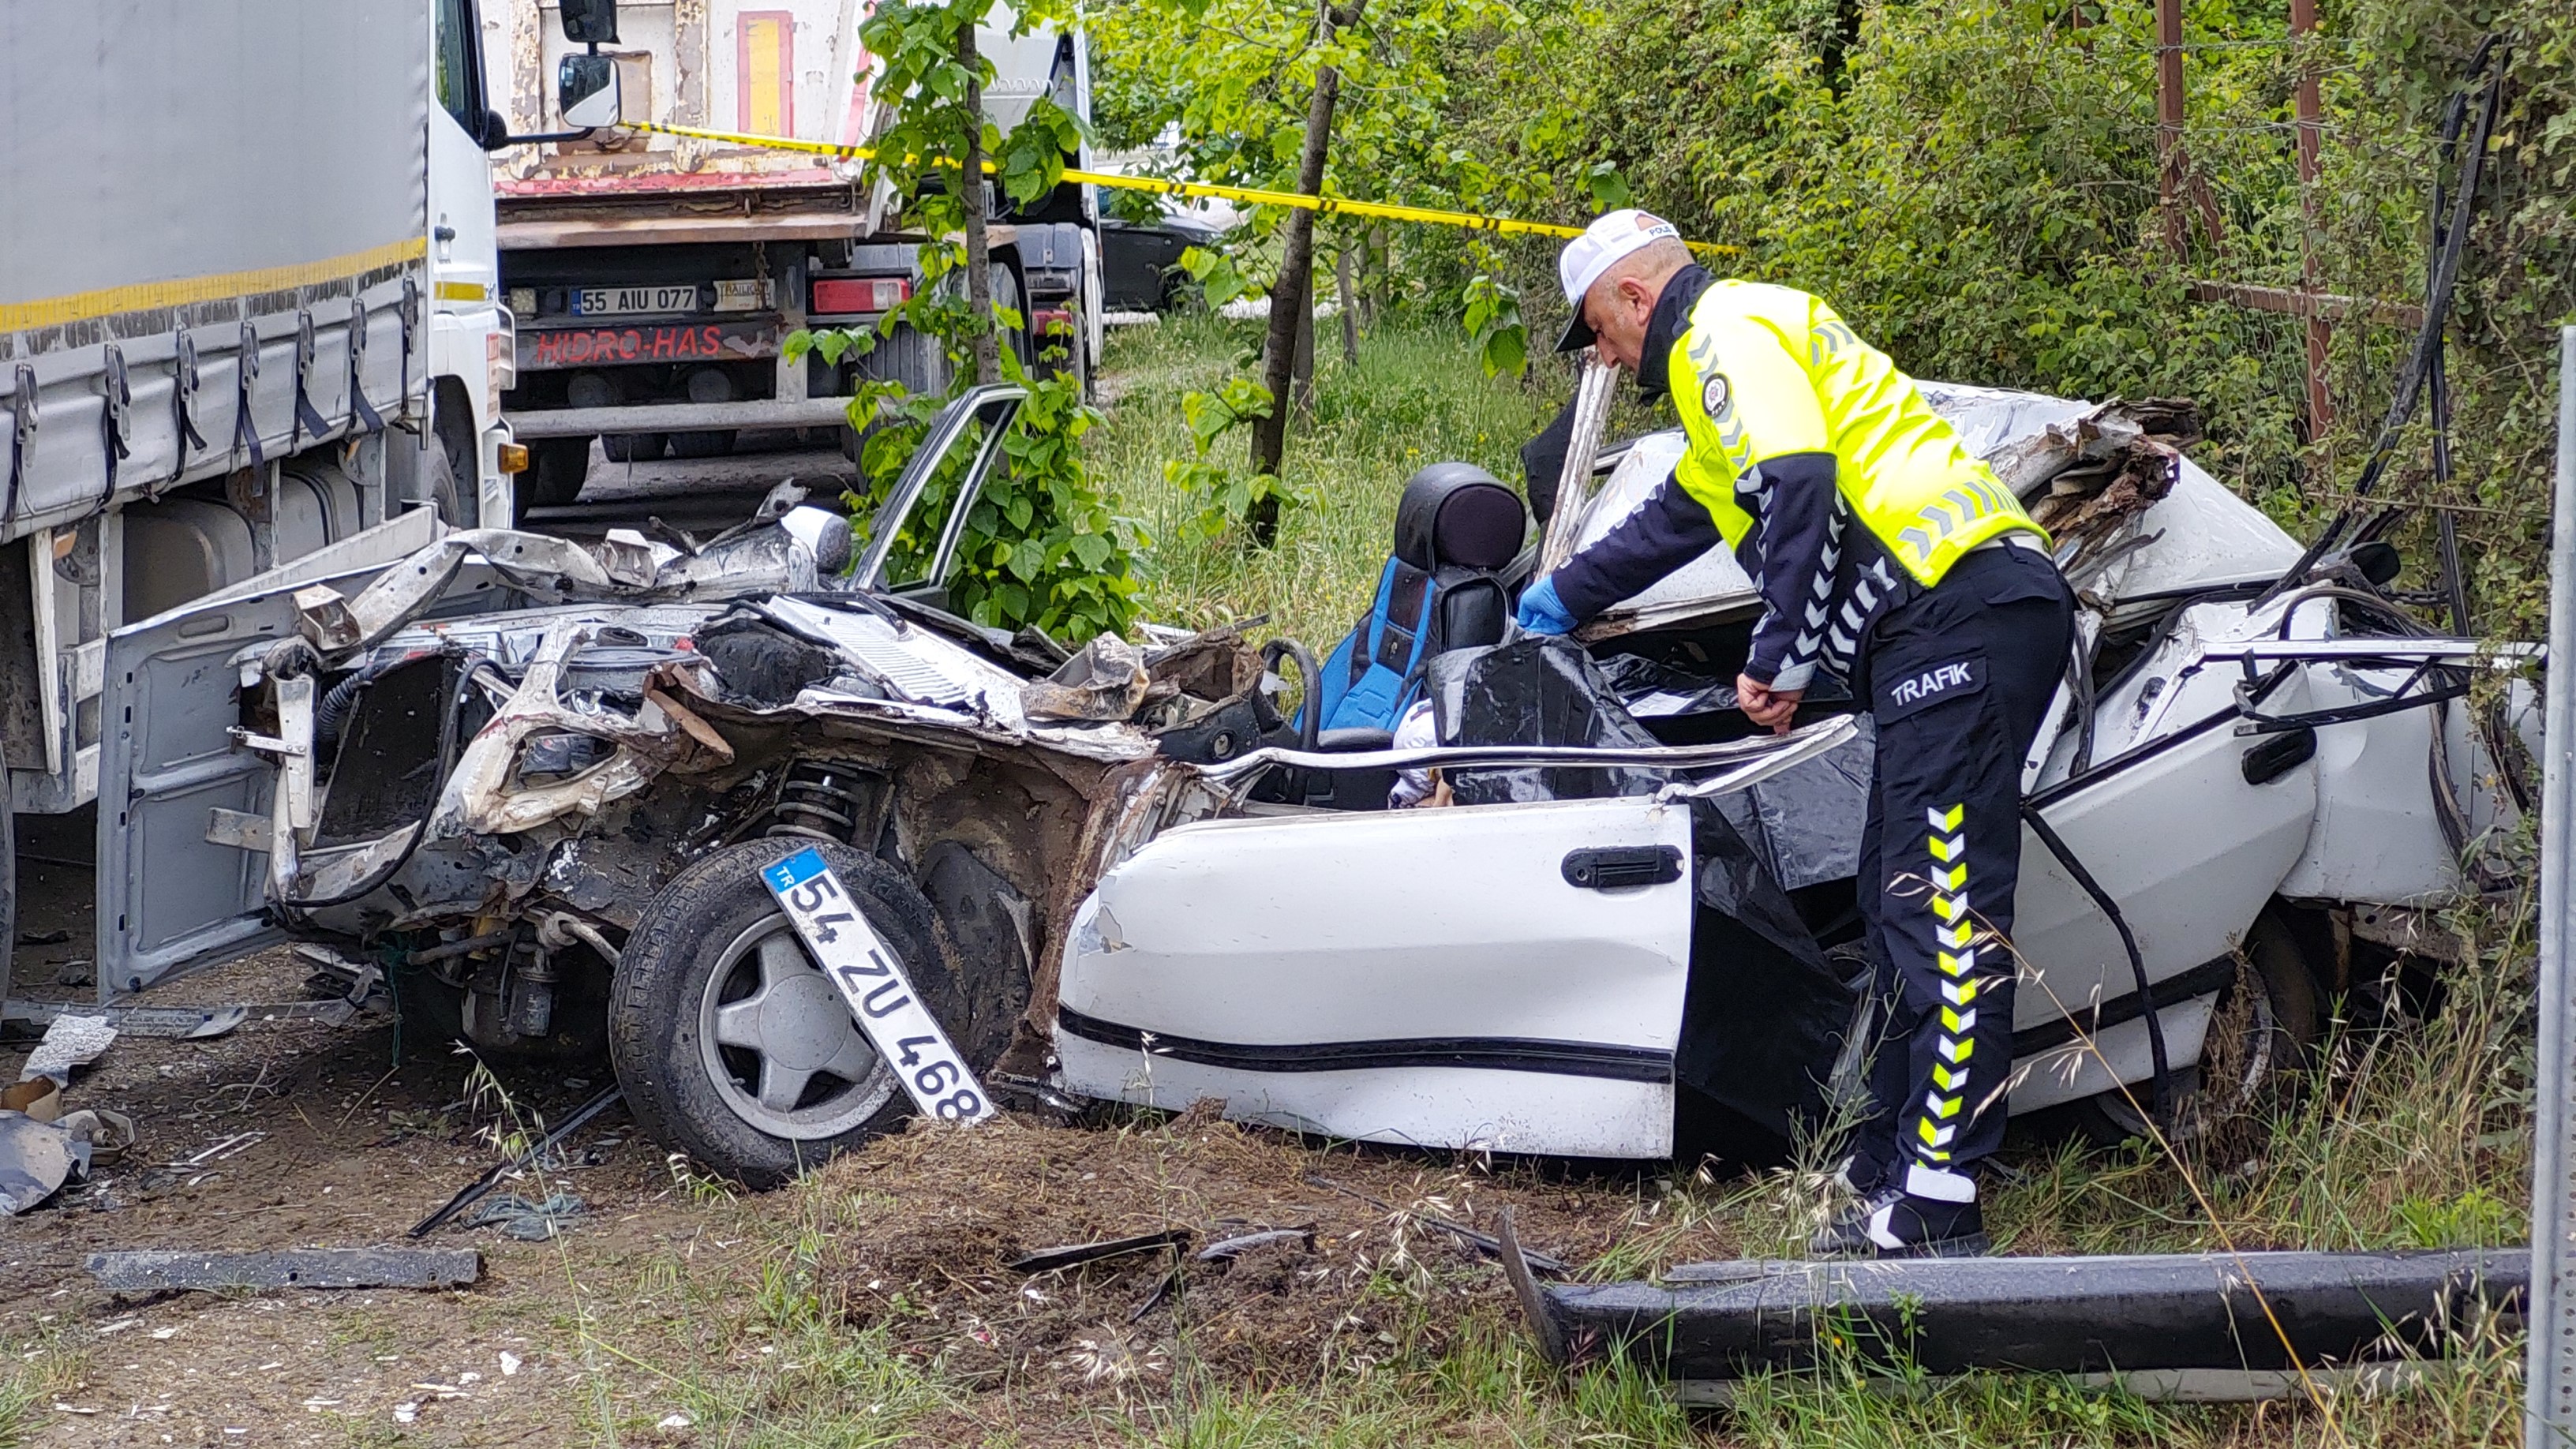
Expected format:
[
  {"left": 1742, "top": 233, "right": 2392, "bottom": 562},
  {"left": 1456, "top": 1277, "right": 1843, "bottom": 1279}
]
[
  {"left": 1810, "top": 1185, "right": 1903, "bottom": 1257},
  {"left": 1810, "top": 1191, "right": 1990, "bottom": 1259}
]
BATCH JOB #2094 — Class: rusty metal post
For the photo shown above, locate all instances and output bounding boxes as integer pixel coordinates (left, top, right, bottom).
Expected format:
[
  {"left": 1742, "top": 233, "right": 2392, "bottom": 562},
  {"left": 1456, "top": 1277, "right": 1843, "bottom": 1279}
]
[
  {"left": 2155, "top": 0, "right": 2188, "bottom": 256},
  {"left": 2292, "top": 0, "right": 2333, "bottom": 438},
  {"left": 2530, "top": 324, "right": 2576, "bottom": 1449}
]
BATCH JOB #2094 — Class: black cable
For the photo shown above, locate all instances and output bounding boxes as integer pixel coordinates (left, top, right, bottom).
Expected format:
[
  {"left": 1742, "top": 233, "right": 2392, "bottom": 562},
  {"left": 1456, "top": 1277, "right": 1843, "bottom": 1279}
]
[
  {"left": 2020, "top": 801, "right": 2174, "bottom": 1129},
  {"left": 2259, "top": 36, "right": 2505, "bottom": 605}
]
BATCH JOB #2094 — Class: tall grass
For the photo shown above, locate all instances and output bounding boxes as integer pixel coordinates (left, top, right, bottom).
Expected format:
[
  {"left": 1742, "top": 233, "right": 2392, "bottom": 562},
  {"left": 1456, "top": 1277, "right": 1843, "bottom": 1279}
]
[{"left": 1088, "top": 313, "right": 1555, "bottom": 650}]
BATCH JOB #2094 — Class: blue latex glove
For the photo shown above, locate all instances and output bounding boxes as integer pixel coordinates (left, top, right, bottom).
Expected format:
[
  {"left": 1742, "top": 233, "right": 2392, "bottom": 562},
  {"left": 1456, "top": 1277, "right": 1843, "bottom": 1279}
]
[{"left": 1515, "top": 576, "right": 1578, "bottom": 636}]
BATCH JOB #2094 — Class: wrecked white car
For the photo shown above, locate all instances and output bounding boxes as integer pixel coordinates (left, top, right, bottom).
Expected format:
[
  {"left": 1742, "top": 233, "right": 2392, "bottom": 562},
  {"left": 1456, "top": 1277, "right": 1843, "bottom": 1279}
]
[
  {"left": 1050, "top": 384, "right": 2540, "bottom": 1160},
  {"left": 90, "top": 383, "right": 2537, "bottom": 1181}
]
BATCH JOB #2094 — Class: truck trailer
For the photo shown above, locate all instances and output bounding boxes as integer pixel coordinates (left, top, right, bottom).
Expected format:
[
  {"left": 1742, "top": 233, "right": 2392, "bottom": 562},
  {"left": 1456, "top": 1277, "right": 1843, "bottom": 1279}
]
[
  {"left": 0, "top": 0, "right": 529, "bottom": 964},
  {"left": 483, "top": 0, "right": 1103, "bottom": 504}
]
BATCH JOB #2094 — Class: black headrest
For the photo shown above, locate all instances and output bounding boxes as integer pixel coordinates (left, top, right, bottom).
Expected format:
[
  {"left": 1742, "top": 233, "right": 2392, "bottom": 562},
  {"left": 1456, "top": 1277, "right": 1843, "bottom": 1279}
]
[{"left": 1393, "top": 462, "right": 1526, "bottom": 572}]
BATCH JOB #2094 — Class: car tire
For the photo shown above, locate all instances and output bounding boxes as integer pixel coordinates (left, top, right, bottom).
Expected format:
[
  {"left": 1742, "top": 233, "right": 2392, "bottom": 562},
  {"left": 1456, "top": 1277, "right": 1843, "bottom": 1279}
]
[
  {"left": 668, "top": 429, "right": 736, "bottom": 459},
  {"left": 608, "top": 837, "right": 975, "bottom": 1188},
  {"left": 528, "top": 436, "right": 590, "bottom": 508},
  {"left": 603, "top": 432, "right": 669, "bottom": 464},
  {"left": 2072, "top": 906, "right": 2321, "bottom": 1148}
]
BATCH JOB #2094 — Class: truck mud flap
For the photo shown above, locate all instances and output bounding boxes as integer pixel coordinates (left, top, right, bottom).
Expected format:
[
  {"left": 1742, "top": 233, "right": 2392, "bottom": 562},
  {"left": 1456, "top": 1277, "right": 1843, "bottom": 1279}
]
[{"left": 1519, "top": 1249, "right": 2523, "bottom": 1383}]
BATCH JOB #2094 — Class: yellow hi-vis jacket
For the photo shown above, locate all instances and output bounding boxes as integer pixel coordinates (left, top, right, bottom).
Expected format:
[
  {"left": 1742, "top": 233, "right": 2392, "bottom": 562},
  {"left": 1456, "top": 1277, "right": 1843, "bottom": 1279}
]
[
  {"left": 1554, "top": 274, "right": 2045, "bottom": 692},
  {"left": 1672, "top": 282, "right": 2037, "bottom": 585}
]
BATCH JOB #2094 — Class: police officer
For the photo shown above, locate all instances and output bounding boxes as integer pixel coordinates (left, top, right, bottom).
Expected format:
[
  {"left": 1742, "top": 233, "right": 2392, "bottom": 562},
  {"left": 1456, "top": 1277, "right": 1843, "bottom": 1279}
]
[{"left": 1517, "top": 211, "right": 2074, "bottom": 1258}]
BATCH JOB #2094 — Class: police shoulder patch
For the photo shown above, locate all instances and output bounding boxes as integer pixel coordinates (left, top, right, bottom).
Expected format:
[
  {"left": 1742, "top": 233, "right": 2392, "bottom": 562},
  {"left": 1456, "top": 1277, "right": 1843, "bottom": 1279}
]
[{"left": 1701, "top": 373, "right": 1731, "bottom": 418}]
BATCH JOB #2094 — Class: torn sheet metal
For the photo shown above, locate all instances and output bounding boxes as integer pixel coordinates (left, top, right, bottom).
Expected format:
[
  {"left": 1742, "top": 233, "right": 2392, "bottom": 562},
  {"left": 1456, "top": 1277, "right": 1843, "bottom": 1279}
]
[
  {"left": 298, "top": 517, "right": 841, "bottom": 657},
  {"left": 2, "top": 1001, "right": 251, "bottom": 1040},
  {"left": 433, "top": 620, "right": 732, "bottom": 839},
  {"left": 86, "top": 1249, "right": 482, "bottom": 1292},
  {"left": 1524, "top": 1248, "right": 2525, "bottom": 1382},
  {"left": 1023, "top": 634, "right": 1152, "bottom": 722},
  {"left": 0, "top": 1111, "right": 77, "bottom": 1215},
  {"left": 18, "top": 1013, "right": 116, "bottom": 1083}
]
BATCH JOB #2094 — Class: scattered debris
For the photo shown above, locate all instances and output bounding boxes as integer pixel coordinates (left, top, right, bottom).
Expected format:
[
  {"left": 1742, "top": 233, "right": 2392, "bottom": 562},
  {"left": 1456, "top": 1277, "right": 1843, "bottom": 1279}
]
[
  {"left": 1195, "top": 1227, "right": 1317, "bottom": 1262},
  {"left": 658, "top": 1411, "right": 695, "bottom": 1429},
  {"left": 1, "top": 1000, "right": 255, "bottom": 1040},
  {"left": 19, "top": 1013, "right": 117, "bottom": 1083},
  {"left": 1005, "top": 1228, "right": 1193, "bottom": 1274},
  {"left": 464, "top": 1192, "right": 588, "bottom": 1241},
  {"left": 1, "top": 1106, "right": 125, "bottom": 1215},
  {"left": 84, "top": 1248, "right": 483, "bottom": 1293},
  {"left": 164, "top": 1131, "right": 265, "bottom": 1169},
  {"left": 1, "top": 1076, "right": 61, "bottom": 1119},
  {"left": 498, "top": 1351, "right": 522, "bottom": 1376},
  {"left": 15, "top": 928, "right": 72, "bottom": 946},
  {"left": 1303, "top": 1174, "right": 1570, "bottom": 1275},
  {"left": 408, "top": 1086, "right": 624, "bottom": 1237}
]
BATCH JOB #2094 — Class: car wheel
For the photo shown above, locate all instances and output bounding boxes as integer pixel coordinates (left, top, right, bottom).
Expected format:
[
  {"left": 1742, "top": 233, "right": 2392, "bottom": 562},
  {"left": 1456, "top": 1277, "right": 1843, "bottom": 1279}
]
[
  {"left": 528, "top": 436, "right": 590, "bottom": 508},
  {"left": 609, "top": 837, "right": 968, "bottom": 1187},
  {"left": 2073, "top": 906, "right": 2321, "bottom": 1148}
]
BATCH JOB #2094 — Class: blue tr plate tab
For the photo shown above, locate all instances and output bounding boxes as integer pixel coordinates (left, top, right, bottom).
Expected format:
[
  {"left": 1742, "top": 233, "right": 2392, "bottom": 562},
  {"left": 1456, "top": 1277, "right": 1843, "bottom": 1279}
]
[{"left": 762, "top": 847, "right": 828, "bottom": 894}]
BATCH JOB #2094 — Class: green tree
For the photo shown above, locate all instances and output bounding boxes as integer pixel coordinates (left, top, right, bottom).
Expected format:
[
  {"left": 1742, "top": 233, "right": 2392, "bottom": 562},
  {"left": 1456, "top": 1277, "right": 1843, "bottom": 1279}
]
[{"left": 788, "top": 0, "right": 1142, "bottom": 641}]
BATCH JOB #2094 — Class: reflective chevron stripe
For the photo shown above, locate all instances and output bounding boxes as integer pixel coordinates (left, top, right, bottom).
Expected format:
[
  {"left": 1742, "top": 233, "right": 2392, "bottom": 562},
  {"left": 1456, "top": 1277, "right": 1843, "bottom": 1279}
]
[{"left": 1915, "top": 802, "right": 1974, "bottom": 1166}]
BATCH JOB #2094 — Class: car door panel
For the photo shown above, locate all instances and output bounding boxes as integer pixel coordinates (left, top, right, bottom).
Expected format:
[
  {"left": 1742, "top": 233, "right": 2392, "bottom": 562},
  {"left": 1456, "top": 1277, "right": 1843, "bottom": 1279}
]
[
  {"left": 2007, "top": 667, "right": 2316, "bottom": 1111},
  {"left": 1056, "top": 794, "right": 1695, "bottom": 1158},
  {"left": 96, "top": 513, "right": 450, "bottom": 998}
]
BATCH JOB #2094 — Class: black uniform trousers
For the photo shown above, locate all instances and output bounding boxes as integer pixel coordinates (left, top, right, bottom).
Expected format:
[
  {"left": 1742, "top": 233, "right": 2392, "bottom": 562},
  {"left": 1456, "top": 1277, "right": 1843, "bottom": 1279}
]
[{"left": 1846, "top": 539, "right": 2074, "bottom": 1193}]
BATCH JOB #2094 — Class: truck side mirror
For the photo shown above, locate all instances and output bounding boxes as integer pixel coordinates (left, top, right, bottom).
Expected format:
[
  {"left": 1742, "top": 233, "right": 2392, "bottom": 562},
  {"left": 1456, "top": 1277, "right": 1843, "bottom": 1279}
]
[
  {"left": 560, "top": 0, "right": 619, "bottom": 44},
  {"left": 560, "top": 53, "right": 623, "bottom": 130}
]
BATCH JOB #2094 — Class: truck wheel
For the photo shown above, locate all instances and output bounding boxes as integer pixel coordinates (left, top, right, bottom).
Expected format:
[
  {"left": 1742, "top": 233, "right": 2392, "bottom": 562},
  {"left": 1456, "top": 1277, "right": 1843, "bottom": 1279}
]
[
  {"left": 426, "top": 409, "right": 476, "bottom": 528},
  {"left": 603, "top": 432, "right": 668, "bottom": 464},
  {"left": 528, "top": 437, "right": 590, "bottom": 508},
  {"left": 609, "top": 837, "right": 974, "bottom": 1188},
  {"left": 2073, "top": 907, "right": 2321, "bottom": 1148},
  {"left": 668, "top": 430, "right": 737, "bottom": 459}
]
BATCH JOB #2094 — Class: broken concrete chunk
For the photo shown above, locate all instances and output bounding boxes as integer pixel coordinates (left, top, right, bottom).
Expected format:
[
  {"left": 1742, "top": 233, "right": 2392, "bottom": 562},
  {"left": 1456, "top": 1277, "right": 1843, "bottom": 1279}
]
[{"left": 85, "top": 1249, "right": 482, "bottom": 1293}]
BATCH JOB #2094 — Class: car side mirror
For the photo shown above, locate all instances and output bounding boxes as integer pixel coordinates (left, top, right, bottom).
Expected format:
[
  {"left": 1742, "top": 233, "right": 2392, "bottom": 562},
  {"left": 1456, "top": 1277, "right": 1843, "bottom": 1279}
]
[
  {"left": 560, "top": 0, "right": 619, "bottom": 44},
  {"left": 560, "top": 53, "right": 623, "bottom": 130}
]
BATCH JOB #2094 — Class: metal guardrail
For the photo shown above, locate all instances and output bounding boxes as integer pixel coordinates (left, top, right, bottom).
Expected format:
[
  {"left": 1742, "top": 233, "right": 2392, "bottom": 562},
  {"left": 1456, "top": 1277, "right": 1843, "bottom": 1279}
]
[{"left": 2530, "top": 323, "right": 2576, "bottom": 1448}]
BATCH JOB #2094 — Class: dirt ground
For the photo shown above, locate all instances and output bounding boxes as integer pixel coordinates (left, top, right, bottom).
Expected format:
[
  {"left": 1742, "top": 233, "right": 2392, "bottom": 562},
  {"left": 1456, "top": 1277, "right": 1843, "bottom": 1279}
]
[{"left": 3, "top": 828, "right": 1734, "bottom": 1447}]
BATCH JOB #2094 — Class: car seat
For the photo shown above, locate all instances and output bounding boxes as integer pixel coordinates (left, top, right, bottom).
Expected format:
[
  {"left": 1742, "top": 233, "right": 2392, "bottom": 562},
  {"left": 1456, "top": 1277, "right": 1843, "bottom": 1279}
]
[{"left": 1305, "top": 462, "right": 1529, "bottom": 737}]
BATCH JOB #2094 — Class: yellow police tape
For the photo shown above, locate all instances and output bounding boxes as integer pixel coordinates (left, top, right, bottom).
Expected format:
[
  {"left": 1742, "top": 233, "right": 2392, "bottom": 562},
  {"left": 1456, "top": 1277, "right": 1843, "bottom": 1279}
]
[{"left": 623, "top": 120, "right": 1739, "bottom": 258}]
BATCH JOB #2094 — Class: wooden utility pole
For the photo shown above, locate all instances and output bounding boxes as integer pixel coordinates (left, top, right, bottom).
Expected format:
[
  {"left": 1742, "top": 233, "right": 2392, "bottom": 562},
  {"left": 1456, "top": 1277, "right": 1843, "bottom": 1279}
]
[
  {"left": 2291, "top": 0, "right": 2332, "bottom": 437},
  {"left": 2153, "top": 0, "right": 2225, "bottom": 256},
  {"left": 2155, "top": 0, "right": 2188, "bottom": 256},
  {"left": 1247, "top": 0, "right": 1368, "bottom": 547}
]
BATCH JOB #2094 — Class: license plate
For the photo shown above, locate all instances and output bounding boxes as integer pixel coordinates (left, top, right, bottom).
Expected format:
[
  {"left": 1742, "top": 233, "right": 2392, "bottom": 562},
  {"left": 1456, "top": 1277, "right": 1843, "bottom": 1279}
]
[
  {"left": 762, "top": 848, "right": 996, "bottom": 1125},
  {"left": 573, "top": 285, "right": 701, "bottom": 316},
  {"left": 518, "top": 320, "right": 777, "bottom": 371}
]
